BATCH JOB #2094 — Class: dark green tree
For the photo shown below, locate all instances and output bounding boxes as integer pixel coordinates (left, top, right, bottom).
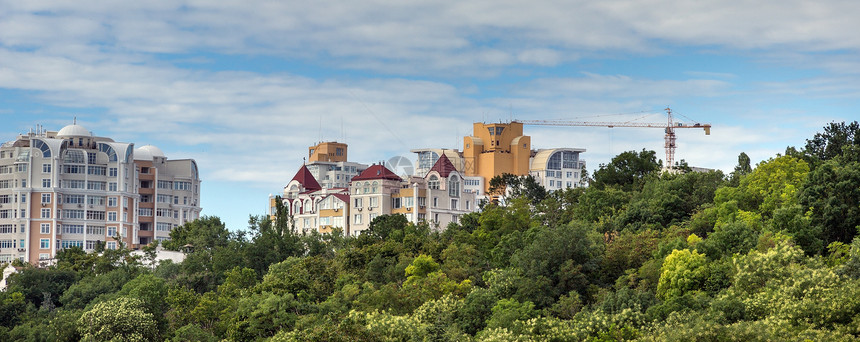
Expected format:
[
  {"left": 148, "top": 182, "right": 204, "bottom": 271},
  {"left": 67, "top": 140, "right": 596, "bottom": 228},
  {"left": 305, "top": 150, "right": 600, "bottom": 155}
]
[{"left": 591, "top": 149, "right": 661, "bottom": 191}]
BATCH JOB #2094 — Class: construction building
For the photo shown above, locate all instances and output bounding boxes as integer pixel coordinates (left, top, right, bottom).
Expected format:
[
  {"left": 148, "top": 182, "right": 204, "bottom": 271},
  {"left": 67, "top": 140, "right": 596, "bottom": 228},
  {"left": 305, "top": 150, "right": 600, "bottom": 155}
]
[{"left": 0, "top": 123, "right": 201, "bottom": 265}]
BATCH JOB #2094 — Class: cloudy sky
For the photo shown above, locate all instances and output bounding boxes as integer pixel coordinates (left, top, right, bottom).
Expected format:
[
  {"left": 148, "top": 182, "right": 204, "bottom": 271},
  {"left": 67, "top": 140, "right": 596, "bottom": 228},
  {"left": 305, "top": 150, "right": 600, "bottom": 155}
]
[{"left": 2, "top": 0, "right": 858, "bottom": 230}]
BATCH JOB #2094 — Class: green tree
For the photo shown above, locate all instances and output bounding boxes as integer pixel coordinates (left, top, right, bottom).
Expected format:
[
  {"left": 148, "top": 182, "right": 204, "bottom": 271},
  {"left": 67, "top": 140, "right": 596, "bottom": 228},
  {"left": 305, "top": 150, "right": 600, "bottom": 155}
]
[
  {"left": 591, "top": 149, "right": 661, "bottom": 191},
  {"left": 656, "top": 249, "right": 708, "bottom": 299},
  {"left": 485, "top": 298, "right": 538, "bottom": 330},
  {"left": 78, "top": 297, "right": 157, "bottom": 342},
  {"left": 799, "top": 158, "right": 860, "bottom": 244},
  {"left": 803, "top": 121, "right": 860, "bottom": 162}
]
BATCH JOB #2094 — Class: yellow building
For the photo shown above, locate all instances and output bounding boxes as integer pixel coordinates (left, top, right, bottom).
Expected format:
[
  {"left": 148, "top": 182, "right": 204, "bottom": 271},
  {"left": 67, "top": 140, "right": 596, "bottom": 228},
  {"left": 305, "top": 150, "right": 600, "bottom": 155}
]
[
  {"left": 462, "top": 122, "right": 531, "bottom": 194},
  {"left": 308, "top": 141, "right": 348, "bottom": 163}
]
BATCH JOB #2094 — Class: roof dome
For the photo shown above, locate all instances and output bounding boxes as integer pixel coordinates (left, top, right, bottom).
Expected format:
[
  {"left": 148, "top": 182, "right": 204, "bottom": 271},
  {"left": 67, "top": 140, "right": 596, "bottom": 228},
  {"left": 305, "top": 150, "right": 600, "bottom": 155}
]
[
  {"left": 57, "top": 124, "right": 91, "bottom": 137},
  {"left": 134, "top": 145, "right": 165, "bottom": 160}
]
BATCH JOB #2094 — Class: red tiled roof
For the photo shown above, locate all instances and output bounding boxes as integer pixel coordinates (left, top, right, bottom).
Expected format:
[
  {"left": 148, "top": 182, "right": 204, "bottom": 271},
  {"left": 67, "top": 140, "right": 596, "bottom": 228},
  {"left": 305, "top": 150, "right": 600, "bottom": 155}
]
[
  {"left": 331, "top": 193, "right": 350, "bottom": 203},
  {"left": 290, "top": 164, "right": 321, "bottom": 191},
  {"left": 352, "top": 164, "right": 402, "bottom": 181},
  {"left": 428, "top": 154, "right": 458, "bottom": 178}
]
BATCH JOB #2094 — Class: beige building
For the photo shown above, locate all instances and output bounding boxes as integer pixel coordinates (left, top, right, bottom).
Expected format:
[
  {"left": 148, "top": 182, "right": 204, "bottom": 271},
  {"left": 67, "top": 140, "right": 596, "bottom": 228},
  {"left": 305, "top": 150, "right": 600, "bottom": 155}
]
[
  {"left": 134, "top": 145, "right": 202, "bottom": 245},
  {"left": 0, "top": 123, "right": 200, "bottom": 265},
  {"left": 529, "top": 148, "right": 587, "bottom": 191},
  {"left": 463, "top": 122, "right": 532, "bottom": 195}
]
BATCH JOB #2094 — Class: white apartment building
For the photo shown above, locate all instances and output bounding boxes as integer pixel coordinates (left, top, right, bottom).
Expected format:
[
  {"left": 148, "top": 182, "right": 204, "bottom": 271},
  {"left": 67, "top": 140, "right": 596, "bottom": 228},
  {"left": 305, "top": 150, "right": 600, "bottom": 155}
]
[{"left": 0, "top": 123, "right": 201, "bottom": 265}]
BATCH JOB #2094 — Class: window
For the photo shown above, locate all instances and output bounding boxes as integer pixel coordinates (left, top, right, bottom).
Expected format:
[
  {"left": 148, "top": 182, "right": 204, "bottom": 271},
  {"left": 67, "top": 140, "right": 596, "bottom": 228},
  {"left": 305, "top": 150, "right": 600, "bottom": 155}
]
[
  {"left": 433, "top": 197, "right": 438, "bottom": 208},
  {"left": 371, "top": 181, "right": 378, "bottom": 193},
  {"left": 87, "top": 211, "right": 105, "bottom": 220},
  {"left": 0, "top": 195, "right": 8, "bottom": 204},
  {"left": 42, "top": 179, "right": 51, "bottom": 188},
  {"left": 107, "top": 226, "right": 117, "bottom": 237},
  {"left": 21, "top": 194, "right": 26, "bottom": 203},
  {"left": 87, "top": 151, "right": 96, "bottom": 164},
  {"left": 109, "top": 167, "right": 118, "bottom": 177},
  {"left": 87, "top": 226, "right": 105, "bottom": 235},
  {"left": 451, "top": 199, "right": 458, "bottom": 210},
  {"left": 369, "top": 197, "right": 378, "bottom": 208},
  {"left": 41, "top": 193, "right": 51, "bottom": 203},
  {"left": 174, "top": 196, "right": 179, "bottom": 204},
  {"left": 139, "top": 167, "right": 148, "bottom": 174},
  {"left": 156, "top": 223, "right": 172, "bottom": 232},
  {"left": 64, "top": 194, "right": 85, "bottom": 204},
  {"left": 392, "top": 197, "right": 401, "bottom": 209},
  {"left": 106, "top": 241, "right": 116, "bottom": 250},
  {"left": 63, "top": 210, "right": 85, "bottom": 219},
  {"left": 0, "top": 240, "right": 16, "bottom": 248},
  {"left": 88, "top": 166, "right": 106, "bottom": 176},
  {"left": 466, "top": 201, "right": 471, "bottom": 210},
  {"left": 84, "top": 181, "right": 104, "bottom": 190},
  {"left": 0, "top": 224, "right": 14, "bottom": 234},
  {"left": 86, "top": 240, "right": 100, "bottom": 250},
  {"left": 62, "top": 165, "right": 85, "bottom": 174},
  {"left": 140, "top": 194, "right": 152, "bottom": 203},
  {"left": 363, "top": 182, "right": 369, "bottom": 194},
  {"left": 88, "top": 196, "right": 105, "bottom": 206},
  {"left": 549, "top": 180, "right": 554, "bottom": 187},
  {"left": 64, "top": 180, "right": 86, "bottom": 189},
  {"left": 43, "top": 164, "right": 52, "bottom": 173},
  {"left": 41, "top": 208, "right": 51, "bottom": 218},
  {"left": 108, "top": 212, "right": 117, "bottom": 221},
  {"left": 108, "top": 182, "right": 117, "bottom": 191},
  {"left": 139, "top": 208, "right": 152, "bottom": 216},
  {"left": 429, "top": 175, "right": 439, "bottom": 189},
  {"left": 174, "top": 182, "right": 191, "bottom": 191},
  {"left": 62, "top": 225, "right": 84, "bottom": 234},
  {"left": 40, "top": 238, "right": 50, "bottom": 249},
  {"left": 40, "top": 223, "right": 51, "bottom": 234},
  {"left": 354, "top": 214, "right": 362, "bottom": 224},
  {"left": 39, "top": 253, "right": 50, "bottom": 260},
  {"left": 105, "top": 197, "right": 116, "bottom": 207},
  {"left": 157, "top": 194, "right": 172, "bottom": 203},
  {"left": 448, "top": 175, "right": 460, "bottom": 197},
  {"left": 157, "top": 181, "right": 172, "bottom": 189}
]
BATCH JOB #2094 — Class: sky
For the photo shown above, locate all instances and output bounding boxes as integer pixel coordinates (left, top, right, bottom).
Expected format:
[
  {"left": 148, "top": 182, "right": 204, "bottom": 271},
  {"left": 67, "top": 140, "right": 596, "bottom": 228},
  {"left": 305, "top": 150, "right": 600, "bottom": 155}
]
[{"left": 1, "top": 0, "right": 859, "bottom": 231}]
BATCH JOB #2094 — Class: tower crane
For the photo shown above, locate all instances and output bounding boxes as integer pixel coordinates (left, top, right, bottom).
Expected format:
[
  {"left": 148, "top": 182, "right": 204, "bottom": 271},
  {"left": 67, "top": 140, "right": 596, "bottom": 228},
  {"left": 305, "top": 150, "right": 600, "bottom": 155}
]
[{"left": 517, "top": 107, "right": 711, "bottom": 169}]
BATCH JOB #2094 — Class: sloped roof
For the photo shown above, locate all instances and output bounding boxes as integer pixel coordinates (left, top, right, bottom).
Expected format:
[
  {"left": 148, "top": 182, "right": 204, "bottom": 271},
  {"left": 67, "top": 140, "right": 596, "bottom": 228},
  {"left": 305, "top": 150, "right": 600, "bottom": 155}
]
[
  {"left": 428, "top": 153, "right": 458, "bottom": 178},
  {"left": 331, "top": 193, "right": 350, "bottom": 203},
  {"left": 352, "top": 164, "right": 401, "bottom": 181},
  {"left": 290, "top": 164, "right": 322, "bottom": 191}
]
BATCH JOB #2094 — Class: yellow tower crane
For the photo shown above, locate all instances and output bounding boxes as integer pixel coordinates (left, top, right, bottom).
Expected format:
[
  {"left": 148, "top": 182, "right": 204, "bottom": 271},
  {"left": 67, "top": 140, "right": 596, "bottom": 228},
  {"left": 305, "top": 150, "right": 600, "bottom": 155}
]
[{"left": 516, "top": 107, "right": 711, "bottom": 169}]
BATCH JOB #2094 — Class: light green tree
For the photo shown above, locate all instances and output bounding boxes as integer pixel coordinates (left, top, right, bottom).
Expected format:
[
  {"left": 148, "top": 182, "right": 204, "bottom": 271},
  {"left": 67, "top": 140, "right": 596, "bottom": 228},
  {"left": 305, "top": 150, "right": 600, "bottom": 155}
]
[
  {"left": 78, "top": 297, "right": 157, "bottom": 342},
  {"left": 656, "top": 249, "right": 709, "bottom": 299}
]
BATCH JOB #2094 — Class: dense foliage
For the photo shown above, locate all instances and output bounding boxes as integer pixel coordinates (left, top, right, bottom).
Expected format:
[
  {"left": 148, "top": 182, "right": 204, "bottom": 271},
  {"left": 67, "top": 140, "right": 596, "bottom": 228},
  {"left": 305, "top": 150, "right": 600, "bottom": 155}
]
[{"left": 2, "top": 121, "right": 860, "bottom": 341}]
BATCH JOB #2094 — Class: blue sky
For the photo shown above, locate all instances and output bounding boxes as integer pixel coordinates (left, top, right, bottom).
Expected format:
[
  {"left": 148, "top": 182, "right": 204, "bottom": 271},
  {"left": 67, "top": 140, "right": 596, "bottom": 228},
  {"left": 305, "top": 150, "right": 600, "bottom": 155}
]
[{"left": 2, "top": 0, "right": 859, "bottom": 231}]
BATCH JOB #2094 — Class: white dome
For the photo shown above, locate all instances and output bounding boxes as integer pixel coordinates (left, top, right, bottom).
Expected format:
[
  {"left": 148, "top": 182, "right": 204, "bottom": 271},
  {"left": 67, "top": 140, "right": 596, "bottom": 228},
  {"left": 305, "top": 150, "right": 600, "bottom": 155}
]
[
  {"left": 57, "top": 124, "right": 91, "bottom": 137},
  {"left": 134, "top": 145, "right": 165, "bottom": 160}
]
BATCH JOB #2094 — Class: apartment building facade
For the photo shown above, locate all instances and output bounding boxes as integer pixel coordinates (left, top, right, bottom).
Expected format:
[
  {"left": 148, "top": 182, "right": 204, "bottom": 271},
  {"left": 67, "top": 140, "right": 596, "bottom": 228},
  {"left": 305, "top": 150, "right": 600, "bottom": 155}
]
[{"left": 0, "top": 124, "right": 201, "bottom": 264}]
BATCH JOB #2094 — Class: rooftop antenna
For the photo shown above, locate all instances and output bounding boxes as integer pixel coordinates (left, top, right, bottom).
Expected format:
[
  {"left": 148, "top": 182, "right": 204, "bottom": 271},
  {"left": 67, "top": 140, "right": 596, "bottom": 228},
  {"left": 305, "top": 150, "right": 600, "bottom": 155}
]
[
  {"left": 319, "top": 116, "right": 322, "bottom": 143},
  {"left": 73, "top": 116, "right": 77, "bottom": 125}
]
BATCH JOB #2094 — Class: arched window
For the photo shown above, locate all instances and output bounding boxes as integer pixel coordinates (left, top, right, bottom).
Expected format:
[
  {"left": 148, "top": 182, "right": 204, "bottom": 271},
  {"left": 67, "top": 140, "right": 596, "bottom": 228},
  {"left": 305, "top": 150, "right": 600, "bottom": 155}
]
[
  {"left": 294, "top": 201, "right": 302, "bottom": 215},
  {"left": 371, "top": 181, "right": 378, "bottom": 193},
  {"left": 428, "top": 175, "right": 439, "bottom": 189},
  {"left": 364, "top": 182, "right": 370, "bottom": 194},
  {"left": 305, "top": 199, "right": 312, "bottom": 212},
  {"left": 448, "top": 175, "right": 460, "bottom": 197},
  {"left": 547, "top": 152, "right": 562, "bottom": 170},
  {"left": 98, "top": 143, "right": 118, "bottom": 162},
  {"left": 63, "top": 149, "right": 86, "bottom": 164},
  {"left": 33, "top": 139, "right": 52, "bottom": 158}
]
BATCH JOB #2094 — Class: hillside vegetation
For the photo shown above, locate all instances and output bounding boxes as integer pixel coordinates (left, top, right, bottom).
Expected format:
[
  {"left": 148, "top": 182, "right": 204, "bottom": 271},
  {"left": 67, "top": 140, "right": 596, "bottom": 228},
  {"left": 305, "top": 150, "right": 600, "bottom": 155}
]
[{"left": 2, "top": 122, "right": 860, "bottom": 341}]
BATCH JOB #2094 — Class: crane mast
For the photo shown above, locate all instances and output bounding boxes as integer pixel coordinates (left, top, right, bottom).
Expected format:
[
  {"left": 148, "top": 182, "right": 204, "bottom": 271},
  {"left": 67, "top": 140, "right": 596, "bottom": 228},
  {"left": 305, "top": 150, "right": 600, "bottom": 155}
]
[{"left": 517, "top": 107, "right": 711, "bottom": 169}]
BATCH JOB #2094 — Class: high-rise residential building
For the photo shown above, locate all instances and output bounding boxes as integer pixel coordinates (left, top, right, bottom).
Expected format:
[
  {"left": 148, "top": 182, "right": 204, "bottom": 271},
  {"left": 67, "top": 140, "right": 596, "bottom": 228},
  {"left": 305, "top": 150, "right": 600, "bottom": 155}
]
[
  {"left": 0, "top": 123, "right": 200, "bottom": 265},
  {"left": 529, "top": 148, "right": 587, "bottom": 191},
  {"left": 305, "top": 141, "right": 368, "bottom": 189},
  {"left": 463, "top": 122, "right": 532, "bottom": 195},
  {"left": 134, "top": 145, "right": 202, "bottom": 246}
]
